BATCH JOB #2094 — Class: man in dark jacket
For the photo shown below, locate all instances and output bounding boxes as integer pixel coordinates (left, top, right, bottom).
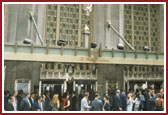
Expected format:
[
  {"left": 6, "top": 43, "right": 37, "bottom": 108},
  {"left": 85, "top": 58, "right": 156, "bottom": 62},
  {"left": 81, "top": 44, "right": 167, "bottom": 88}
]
[
  {"left": 20, "top": 93, "right": 31, "bottom": 111},
  {"left": 4, "top": 91, "right": 10, "bottom": 111},
  {"left": 91, "top": 92, "right": 103, "bottom": 111},
  {"left": 119, "top": 90, "right": 127, "bottom": 111},
  {"left": 6, "top": 96, "right": 14, "bottom": 111},
  {"left": 44, "top": 91, "right": 52, "bottom": 111},
  {"left": 70, "top": 91, "right": 77, "bottom": 111},
  {"left": 148, "top": 94, "right": 155, "bottom": 111},
  {"left": 113, "top": 89, "right": 122, "bottom": 111},
  {"left": 103, "top": 96, "right": 110, "bottom": 111},
  {"left": 29, "top": 92, "right": 36, "bottom": 111},
  {"left": 34, "top": 96, "right": 44, "bottom": 111}
]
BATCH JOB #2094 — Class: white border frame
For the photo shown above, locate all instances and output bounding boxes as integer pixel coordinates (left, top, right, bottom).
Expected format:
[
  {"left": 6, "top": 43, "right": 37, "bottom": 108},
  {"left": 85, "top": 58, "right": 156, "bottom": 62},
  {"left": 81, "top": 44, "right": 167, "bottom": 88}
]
[{"left": 2, "top": 2, "right": 166, "bottom": 113}]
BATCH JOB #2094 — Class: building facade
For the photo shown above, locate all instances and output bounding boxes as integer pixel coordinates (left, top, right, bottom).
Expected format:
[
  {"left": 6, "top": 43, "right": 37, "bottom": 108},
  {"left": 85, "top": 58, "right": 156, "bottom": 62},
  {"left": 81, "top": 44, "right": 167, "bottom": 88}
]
[{"left": 4, "top": 4, "right": 164, "bottom": 98}]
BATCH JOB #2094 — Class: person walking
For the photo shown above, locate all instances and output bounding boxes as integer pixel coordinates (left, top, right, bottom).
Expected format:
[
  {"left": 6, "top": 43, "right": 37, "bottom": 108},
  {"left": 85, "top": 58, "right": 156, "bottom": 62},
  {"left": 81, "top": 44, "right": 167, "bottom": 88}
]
[
  {"left": 20, "top": 93, "right": 31, "bottom": 111},
  {"left": 51, "top": 94, "right": 60, "bottom": 111},
  {"left": 113, "top": 90, "right": 122, "bottom": 111},
  {"left": 103, "top": 96, "right": 110, "bottom": 111},
  {"left": 81, "top": 92, "right": 91, "bottom": 111},
  {"left": 91, "top": 92, "right": 103, "bottom": 111},
  {"left": 155, "top": 93, "right": 164, "bottom": 111}
]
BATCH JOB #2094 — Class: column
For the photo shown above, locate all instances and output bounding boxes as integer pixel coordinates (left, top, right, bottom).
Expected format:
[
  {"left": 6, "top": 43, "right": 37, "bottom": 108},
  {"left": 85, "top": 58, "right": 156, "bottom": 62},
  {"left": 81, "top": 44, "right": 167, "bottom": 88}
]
[
  {"left": 78, "top": 4, "right": 82, "bottom": 47},
  {"left": 127, "top": 80, "right": 129, "bottom": 92},
  {"left": 148, "top": 5, "right": 151, "bottom": 50},
  {"left": 95, "top": 81, "right": 98, "bottom": 92},
  {"left": 73, "top": 81, "right": 76, "bottom": 91},
  {"left": 56, "top": 5, "right": 60, "bottom": 46},
  {"left": 106, "top": 80, "right": 108, "bottom": 94},
  {"left": 63, "top": 80, "right": 67, "bottom": 93},
  {"left": 146, "top": 81, "right": 148, "bottom": 89},
  {"left": 39, "top": 80, "right": 42, "bottom": 96},
  {"left": 131, "top": 5, "right": 134, "bottom": 47}
]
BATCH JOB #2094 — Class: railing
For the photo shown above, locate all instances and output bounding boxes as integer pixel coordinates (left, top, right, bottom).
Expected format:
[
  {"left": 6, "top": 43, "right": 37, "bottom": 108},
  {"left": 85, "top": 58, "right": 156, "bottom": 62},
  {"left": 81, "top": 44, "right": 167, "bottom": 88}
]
[{"left": 4, "top": 43, "right": 164, "bottom": 60}]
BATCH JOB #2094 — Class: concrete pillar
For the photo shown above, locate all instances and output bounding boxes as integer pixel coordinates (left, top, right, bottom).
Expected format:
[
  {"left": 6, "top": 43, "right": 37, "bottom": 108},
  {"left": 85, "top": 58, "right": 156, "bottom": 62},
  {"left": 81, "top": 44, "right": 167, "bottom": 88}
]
[
  {"left": 39, "top": 80, "right": 42, "bottom": 96},
  {"left": 127, "top": 80, "right": 129, "bottom": 92},
  {"left": 95, "top": 81, "right": 98, "bottom": 92},
  {"left": 73, "top": 81, "right": 76, "bottom": 91}
]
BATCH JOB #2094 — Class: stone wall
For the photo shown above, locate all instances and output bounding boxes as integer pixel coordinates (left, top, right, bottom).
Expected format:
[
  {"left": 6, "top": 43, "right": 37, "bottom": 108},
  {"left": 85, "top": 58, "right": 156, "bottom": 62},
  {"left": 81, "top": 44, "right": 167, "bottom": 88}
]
[
  {"left": 5, "top": 4, "right": 46, "bottom": 45},
  {"left": 4, "top": 61, "right": 41, "bottom": 93},
  {"left": 93, "top": 4, "right": 124, "bottom": 49},
  {"left": 97, "top": 64, "right": 124, "bottom": 96}
]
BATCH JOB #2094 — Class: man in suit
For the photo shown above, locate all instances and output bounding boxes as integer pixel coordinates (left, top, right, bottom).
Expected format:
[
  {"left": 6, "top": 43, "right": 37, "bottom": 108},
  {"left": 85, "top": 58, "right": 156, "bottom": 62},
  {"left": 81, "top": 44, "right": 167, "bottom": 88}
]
[
  {"left": 44, "top": 91, "right": 52, "bottom": 111},
  {"left": 6, "top": 96, "right": 14, "bottom": 111},
  {"left": 148, "top": 94, "right": 155, "bottom": 111},
  {"left": 113, "top": 89, "right": 122, "bottom": 111},
  {"left": 20, "top": 93, "right": 31, "bottom": 111},
  {"left": 17, "top": 90, "right": 24, "bottom": 111},
  {"left": 91, "top": 92, "right": 103, "bottom": 111},
  {"left": 81, "top": 92, "right": 91, "bottom": 111},
  {"left": 34, "top": 96, "right": 44, "bottom": 111},
  {"left": 70, "top": 91, "right": 77, "bottom": 111},
  {"left": 29, "top": 92, "right": 36, "bottom": 111},
  {"left": 119, "top": 90, "right": 127, "bottom": 111},
  {"left": 103, "top": 96, "right": 111, "bottom": 111}
]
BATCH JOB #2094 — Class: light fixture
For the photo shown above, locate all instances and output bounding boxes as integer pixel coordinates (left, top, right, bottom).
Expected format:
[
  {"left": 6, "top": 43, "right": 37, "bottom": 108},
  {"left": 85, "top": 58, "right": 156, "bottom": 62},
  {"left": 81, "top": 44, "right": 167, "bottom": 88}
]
[
  {"left": 144, "top": 46, "right": 150, "bottom": 51},
  {"left": 23, "top": 38, "right": 32, "bottom": 44},
  {"left": 57, "top": 40, "right": 66, "bottom": 46},
  {"left": 91, "top": 43, "right": 97, "bottom": 48},
  {"left": 117, "top": 43, "right": 124, "bottom": 50}
]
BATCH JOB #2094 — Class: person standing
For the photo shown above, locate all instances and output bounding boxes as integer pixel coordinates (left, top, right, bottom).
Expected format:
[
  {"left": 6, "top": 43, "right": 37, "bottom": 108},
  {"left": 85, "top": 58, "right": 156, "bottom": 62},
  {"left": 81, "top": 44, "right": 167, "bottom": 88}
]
[
  {"left": 119, "top": 90, "right": 127, "bottom": 111},
  {"left": 34, "top": 96, "right": 44, "bottom": 111},
  {"left": 42, "top": 95, "right": 46, "bottom": 111},
  {"left": 51, "top": 94, "right": 60, "bottom": 111},
  {"left": 91, "top": 92, "right": 103, "bottom": 111},
  {"left": 113, "top": 90, "right": 122, "bottom": 111},
  {"left": 61, "top": 93, "right": 70, "bottom": 111},
  {"left": 148, "top": 94, "right": 155, "bottom": 111},
  {"left": 139, "top": 90, "right": 145, "bottom": 111},
  {"left": 81, "top": 92, "right": 91, "bottom": 111},
  {"left": 155, "top": 93, "right": 164, "bottom": 111},
  {"left": 44, "top": 91, "right": 52, "bottom": 111},
  {"left": 79, "top": 88, "right": 85, "bottom": 110},
  {"left": 6, "top": 96, "right": 15, "bottom": 111},
  {"left": 4, "top": 91, "right": 10, "bottom": 111},
  {"left": 103, "top": 96, "right": 110, "bottom": 111},
  {"left": 71, "top": 91, "right": 77, "bottom": 111},
  {"left": 20, "top": 93, "right": 31, "bottom": 111},
  {"left": 17, "top": 90, "right": 24, "bottom": 111},
  {"left": 29, "top": 92, "right": 36, "bottom": 111},
  {"left": 133, "top": 95, "right": 140, "bottom": 111},
  {"left": 126, "top": 93, "right": 133, "bottom": 111},
  {"left": 12, "top": 91, "right": 18, "bottom": 111}
]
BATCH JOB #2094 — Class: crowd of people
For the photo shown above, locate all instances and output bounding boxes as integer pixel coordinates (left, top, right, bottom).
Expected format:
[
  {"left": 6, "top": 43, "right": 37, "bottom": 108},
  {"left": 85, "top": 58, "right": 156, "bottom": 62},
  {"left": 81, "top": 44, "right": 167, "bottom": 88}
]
[{"left": 4, "top": 88, "right": 164, "bottom": 111}]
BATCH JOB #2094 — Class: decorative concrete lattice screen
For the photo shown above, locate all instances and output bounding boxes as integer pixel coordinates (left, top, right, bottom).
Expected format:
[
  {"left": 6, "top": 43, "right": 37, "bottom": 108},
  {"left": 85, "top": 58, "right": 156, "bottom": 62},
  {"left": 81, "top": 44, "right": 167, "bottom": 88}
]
[
  {"left": 124, "top": 4, "right": 161, "bottom": 52},
  {"left": 45, "top": 4, "right": 94, "bottom": 47}
]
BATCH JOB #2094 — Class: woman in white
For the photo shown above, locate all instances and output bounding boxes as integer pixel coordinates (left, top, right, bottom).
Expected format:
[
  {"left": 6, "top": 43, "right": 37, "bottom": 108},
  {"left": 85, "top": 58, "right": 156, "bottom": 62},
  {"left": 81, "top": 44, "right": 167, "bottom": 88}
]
[{"left": 127, "top": 93, "right": 133, "bottom": 111}]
